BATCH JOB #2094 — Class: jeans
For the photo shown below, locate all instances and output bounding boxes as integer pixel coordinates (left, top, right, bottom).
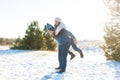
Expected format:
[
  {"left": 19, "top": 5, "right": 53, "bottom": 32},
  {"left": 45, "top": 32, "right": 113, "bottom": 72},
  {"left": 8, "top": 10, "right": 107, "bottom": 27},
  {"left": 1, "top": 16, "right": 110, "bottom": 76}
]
[
  {"left": 70, "top": 39, "right": 81, "bottom": 52},
  {"left": 58, "top": 42, "right": 71, "bottom": 71}
]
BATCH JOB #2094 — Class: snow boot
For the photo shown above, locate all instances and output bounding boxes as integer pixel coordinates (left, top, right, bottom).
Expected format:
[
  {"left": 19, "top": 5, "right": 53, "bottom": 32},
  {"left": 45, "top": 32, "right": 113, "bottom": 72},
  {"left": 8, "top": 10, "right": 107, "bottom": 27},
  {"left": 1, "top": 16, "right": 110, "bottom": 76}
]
[
  {"left": 55, "top": 67, "right": 61, "bottom": 70},
  {"left": 69, "top": 51, "right": 76, "bottom": 60},
  {"left": 79, "top": 50, "right": 84, "bottom": 58}
]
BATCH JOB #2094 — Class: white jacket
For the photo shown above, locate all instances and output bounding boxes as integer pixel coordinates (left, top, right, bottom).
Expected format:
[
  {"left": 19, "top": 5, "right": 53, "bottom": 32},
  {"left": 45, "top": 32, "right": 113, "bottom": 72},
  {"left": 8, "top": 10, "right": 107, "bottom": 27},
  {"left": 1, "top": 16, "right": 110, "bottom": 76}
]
[{"left": 55, "top": 22, "right": 66, "bottom": 36}]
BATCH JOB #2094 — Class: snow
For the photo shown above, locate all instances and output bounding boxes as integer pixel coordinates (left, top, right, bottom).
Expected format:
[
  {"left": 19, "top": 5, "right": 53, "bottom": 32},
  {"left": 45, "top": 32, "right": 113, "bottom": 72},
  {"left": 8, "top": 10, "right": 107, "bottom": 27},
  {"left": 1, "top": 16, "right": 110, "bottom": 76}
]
[{"left": 0, "top": 46, "right": 120, "bottom": 80}]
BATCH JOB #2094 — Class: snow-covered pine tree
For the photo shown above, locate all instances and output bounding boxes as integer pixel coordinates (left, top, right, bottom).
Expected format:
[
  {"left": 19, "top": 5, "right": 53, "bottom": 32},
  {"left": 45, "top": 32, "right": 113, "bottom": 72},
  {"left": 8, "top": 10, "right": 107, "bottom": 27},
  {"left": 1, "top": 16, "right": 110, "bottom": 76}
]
[{"left": 102, "top": 0, "right": 120, "bottom": 61}]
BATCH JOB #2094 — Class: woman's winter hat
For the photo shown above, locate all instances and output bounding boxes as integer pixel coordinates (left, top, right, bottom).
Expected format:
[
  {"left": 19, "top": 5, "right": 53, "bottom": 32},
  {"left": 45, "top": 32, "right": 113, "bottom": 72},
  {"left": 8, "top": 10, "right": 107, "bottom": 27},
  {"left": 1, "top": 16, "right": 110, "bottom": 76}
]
[
  {"left": 46, "top": 23, "right": 55, "bottom": 31},
  {"left": 55, "top": 17, "right": 61, "bottom": 22}
]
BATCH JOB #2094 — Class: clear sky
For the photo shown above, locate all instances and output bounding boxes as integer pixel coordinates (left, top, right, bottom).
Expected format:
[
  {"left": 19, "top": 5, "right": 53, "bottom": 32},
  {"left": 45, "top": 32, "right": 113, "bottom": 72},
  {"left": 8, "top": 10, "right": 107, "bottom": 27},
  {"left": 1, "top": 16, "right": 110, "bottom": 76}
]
[{"left": 0, "top": 0, "right": 108, "bottom": 40}]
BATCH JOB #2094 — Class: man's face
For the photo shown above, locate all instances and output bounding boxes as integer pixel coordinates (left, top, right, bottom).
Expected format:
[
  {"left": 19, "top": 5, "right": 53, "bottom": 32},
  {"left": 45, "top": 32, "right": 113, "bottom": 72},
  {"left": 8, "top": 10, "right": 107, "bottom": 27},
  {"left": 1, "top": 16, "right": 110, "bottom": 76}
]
[{"left": 55, "top": 21, "right": 60, "bottom": 26}]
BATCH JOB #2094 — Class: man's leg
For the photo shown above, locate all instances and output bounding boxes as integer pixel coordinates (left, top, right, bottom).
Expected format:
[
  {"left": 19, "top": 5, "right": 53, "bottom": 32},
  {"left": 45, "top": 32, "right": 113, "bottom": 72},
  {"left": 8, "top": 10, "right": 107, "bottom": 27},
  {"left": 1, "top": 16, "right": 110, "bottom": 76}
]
[
  {"left": 55, "top": 45, "right": 62, "bottom": 70},
  {"left": 60, "top": 43, "right": 70, "bottom": 72}
]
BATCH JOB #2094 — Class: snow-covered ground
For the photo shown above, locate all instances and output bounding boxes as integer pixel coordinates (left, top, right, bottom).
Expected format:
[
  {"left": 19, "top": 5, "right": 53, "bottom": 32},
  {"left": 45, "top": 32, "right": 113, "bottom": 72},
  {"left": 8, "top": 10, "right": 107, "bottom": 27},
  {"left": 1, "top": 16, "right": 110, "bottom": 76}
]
[{"left": 0, "top": 46, "right": 120, "bottom": 80}]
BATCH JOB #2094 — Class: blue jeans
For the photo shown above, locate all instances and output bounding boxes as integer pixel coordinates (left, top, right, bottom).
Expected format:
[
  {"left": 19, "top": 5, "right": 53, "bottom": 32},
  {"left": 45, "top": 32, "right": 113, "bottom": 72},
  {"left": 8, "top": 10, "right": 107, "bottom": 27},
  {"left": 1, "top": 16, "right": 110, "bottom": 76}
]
[
  {"left": 70, "top": 39, "right": 81, "bottom": 52},
  {"left": 58, "top": 42, "right": 70, "bottom": 71}
]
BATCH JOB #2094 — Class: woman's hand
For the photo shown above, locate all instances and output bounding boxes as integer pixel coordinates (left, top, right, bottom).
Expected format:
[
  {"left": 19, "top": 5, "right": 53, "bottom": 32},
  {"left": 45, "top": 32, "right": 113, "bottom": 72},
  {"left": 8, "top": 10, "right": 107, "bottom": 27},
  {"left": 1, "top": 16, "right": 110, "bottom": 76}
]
[
  {"left": 47, "top": 30, "right": 55, "bottom": 37},
  {"left": 48, "top": 30, "right": 54, "bottom": 34}
]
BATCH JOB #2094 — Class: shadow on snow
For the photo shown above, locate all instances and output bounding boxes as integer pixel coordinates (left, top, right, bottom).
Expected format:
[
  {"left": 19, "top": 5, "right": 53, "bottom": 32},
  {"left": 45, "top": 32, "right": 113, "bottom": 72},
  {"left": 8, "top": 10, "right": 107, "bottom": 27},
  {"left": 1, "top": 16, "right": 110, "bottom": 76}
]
[
  {"left": 0, "top": 49, "right": 31, "bottom": 55},
  {"left": 40, "top": 72, "right": 64, "bottom": 80},
  {"left": 106, "top": 61, "right": 120, "bottom": 79}
]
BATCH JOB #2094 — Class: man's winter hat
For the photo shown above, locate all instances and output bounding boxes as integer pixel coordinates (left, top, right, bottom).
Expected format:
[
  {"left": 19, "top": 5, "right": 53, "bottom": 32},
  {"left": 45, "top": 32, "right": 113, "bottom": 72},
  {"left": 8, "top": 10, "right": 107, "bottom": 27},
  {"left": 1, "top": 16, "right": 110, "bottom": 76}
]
[{"left": 55, "top": 17, "right": 61, "bottom": 22}]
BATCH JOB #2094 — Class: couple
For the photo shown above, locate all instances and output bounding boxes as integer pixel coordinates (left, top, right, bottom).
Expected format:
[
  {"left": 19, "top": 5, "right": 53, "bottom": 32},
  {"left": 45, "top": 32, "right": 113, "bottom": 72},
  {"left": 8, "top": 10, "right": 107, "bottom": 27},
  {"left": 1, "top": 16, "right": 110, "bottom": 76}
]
[{"left": 47, "top": 17, "right": 84, "bottom": 73}]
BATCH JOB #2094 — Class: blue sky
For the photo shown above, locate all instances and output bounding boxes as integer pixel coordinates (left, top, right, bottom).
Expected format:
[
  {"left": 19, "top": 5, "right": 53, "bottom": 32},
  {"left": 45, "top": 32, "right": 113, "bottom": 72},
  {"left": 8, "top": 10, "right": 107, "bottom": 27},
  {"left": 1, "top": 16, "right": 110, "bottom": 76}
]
[{"left": 0, "top": 0, "right": 108, "bottom": 40}]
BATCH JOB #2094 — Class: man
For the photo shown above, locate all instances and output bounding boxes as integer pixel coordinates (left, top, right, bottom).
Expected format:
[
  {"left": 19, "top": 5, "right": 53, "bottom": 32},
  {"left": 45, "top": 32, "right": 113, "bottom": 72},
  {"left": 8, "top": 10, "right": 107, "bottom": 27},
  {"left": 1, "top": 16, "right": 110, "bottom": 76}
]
[
  {"left": 47, "top": 20, "right": 71, "bottom": 73},
  {"left": 47, "top": 17, "right": 84, "bottom": 73}
]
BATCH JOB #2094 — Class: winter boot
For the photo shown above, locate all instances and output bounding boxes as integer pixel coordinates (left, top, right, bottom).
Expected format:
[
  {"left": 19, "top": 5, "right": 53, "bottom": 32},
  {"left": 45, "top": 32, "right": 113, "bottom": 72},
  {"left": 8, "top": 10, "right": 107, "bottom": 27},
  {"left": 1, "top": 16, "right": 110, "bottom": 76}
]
[
  {"left": 55, "top": 67, "right": 61, "bottom": 70},
  {"left": 79, "top": 50, "right": 84, "bottom": 58},
  {"left": 69, "top": 51, "right": 76, "bottom": 60}
]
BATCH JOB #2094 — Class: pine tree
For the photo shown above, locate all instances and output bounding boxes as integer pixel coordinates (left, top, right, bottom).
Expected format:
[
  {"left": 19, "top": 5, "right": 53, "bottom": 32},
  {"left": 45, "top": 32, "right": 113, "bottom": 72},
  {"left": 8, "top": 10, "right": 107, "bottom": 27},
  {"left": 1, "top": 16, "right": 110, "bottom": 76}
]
[
  {"left": 102, "top": 0, "right": 120, "bottom": 61},
  {"left": 11, "top": 21, "right": 57, "bottom": 51},
  {"left": 11, "top": 21, "right": 47, "bottom": 50},
  {"left": 23, "top": 21, "right": 47, "bottom": 50}
]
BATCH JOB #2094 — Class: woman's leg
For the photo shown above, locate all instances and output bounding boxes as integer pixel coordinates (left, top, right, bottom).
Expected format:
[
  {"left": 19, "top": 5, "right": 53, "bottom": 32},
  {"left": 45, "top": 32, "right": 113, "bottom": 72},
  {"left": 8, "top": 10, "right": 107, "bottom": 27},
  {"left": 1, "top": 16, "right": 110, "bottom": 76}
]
[
  {"left": 71, "top": 39, "right": 84, "bottom": 58},
  {"left": 71, "top": 40, "right": 81, "bottom": 52}
]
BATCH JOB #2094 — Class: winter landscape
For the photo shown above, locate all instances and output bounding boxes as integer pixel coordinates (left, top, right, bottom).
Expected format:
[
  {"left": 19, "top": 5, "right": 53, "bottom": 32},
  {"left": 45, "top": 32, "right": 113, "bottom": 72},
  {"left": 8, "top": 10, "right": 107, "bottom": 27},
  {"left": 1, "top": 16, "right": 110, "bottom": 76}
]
[
  {"left": 0, "top": 41, "right": 120, "bottom": 80},
  {"left": 0, "top": 0, "right": 120, "bottom": 80}
]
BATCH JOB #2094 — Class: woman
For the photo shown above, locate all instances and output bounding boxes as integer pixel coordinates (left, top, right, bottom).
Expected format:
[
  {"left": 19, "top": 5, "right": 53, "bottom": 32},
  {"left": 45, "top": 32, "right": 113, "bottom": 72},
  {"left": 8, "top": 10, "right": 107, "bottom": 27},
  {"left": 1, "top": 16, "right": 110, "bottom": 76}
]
[{"left": 54, "top": 18, "right": 84, "bottom": 60}]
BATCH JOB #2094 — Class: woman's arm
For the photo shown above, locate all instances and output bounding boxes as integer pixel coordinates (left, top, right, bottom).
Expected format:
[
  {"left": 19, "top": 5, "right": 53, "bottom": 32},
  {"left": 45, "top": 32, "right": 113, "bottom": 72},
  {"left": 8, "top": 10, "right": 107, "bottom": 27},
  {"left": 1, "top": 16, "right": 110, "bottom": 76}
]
[{"left": 47, "top": 30, "right": 55, "bottom": 37}]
